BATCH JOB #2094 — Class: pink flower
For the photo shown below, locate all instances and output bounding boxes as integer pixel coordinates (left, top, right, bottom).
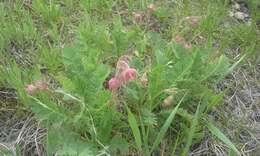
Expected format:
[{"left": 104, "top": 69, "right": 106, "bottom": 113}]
[
  {"left": 108, "top": 77, "right": 121, "bottom": 91},
  {"left": 25, "top": 80, "right": 49, "bottom": 95},
  {"left": 107, "top": 55, "right": 138, "bottom": 92},
  {"left": 25, "top": 84, "right": 37, "bottom": 95},
  {"left": 122, "top": 68, "right": 137, "bottom": 82},
  {"left": 34, "top": 80, "right": 48, "bottom": 91},
  {"left": 108, "top": 68, "right": 137, "bottom": 91}
]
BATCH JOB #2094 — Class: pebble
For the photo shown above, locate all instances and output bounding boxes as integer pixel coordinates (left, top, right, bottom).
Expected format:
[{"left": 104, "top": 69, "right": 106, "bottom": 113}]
[
  {"left": 234, "top": 3, "right": 240, "bottom": 10},
  {"left": 233, "top": 11, "right": 248, "bottom": 20}
]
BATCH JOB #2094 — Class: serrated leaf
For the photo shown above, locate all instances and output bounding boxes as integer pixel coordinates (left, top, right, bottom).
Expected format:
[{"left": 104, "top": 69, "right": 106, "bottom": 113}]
[
  {"left": 109, "top": 135, "right": 129, "bottom": 155},
  {"left": 141, "top": 108, "right": 157, "bottom": 126}
]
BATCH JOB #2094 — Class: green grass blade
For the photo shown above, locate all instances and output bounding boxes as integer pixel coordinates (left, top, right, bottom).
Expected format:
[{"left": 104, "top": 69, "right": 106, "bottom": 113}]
[
  {"left": 127, "top": 107, "right": 142, "bottom": 151},
  {"left": 207, "top": 122, "right": 240, "bottom": 154},
  {"left": 171, "top": 132, "right": 180, "bottom": 156},
  {"left": 226, "top": 54, "right": 246, "bottom": 75},
  {"left": 30, "top": 96, "right": 56, "bottom": 113},
  {"left": 150, "top": 93, "right": 187, "bottom": 154},
  {"left": 181, "top": 104, "right": 200, "bottom": 156}
]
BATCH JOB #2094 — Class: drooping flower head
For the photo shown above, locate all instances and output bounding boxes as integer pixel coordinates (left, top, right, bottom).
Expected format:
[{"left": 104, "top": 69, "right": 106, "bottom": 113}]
[
  {"left": 25, "top": 80, "right": 49, "bottom": 95},
  {"left": 108, "top": 77, "right": 121, "bottom": 91},
  {"left": 108, "top": 55, "right": 138, "bottom": 91},
  {"left": 122, "top": 68, "right": 137, "bottom": 82},
  {"left": 25, "top": 84, "right": 37, "bottom": 95},
  {"left": 34, "top": 80, "right": 48, "bottom": 90}
]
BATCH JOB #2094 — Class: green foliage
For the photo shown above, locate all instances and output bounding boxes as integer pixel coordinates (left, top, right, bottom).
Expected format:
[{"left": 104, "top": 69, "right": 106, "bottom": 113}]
[
  {"left": 109, "top": 135, "right": 129, "bottom": 155},
  {"left": 0, "top": 13, "right": 232, "bottom": 156},
  {"left": 32, "top": 0, "right": 62, "bottom": 24}
]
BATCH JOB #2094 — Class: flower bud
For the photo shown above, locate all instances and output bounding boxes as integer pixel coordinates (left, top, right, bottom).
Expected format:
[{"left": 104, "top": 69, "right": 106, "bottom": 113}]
[
  {"left": 161, "top": 95, "right": 174, "bottom": 108},
  {"left": 108, "top": 77, "right": 121, "bottom": 90},
  {"left": 116, "top": 60, "right": 130, "bottom": 75},
  {"left": 122, "top": 68, "right": 137, "bottom": 82},
  {"left": 34, "top": 80, "right": 48, "bottom": 91},
  {"left": 25, "top": 84, "right": 37, "bottom": 95}
]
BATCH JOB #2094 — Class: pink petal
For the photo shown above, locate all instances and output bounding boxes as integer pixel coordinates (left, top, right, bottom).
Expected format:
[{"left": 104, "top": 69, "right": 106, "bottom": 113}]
[
  {"left": 34, "top": 80, "right": 48, "bottom": 90},
  {"left": 108, "top": 77, "right": 121, "bottom": 90},
  {"left": 122, "top": 68, "right": 137, "bottom": 82},
  {"left": 25, "top": 84, "right": 37, "bottom": 95}
]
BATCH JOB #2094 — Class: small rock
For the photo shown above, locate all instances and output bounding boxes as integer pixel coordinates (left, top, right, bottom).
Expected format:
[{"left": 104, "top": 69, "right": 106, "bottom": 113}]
[
  {"left": 229, "top": 11, "right": 234, "bottom": 17},
  {"left": 233, "top": 3, "right": 240, "bottom": 10},
  {"left": 234, "top": 11, "right": 248, "bottom": 20}
]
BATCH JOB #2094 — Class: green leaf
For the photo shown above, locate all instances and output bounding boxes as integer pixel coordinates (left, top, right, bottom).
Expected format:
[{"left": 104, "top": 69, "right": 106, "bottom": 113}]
[
  {"left": 155, "top": 49, "right": 168, "bottom": 65},
  {"left": 140, "top": 108, "right": 157, "bottom": 126},
  {"left": 29, "top": 96, "right": 67, "bottom": 123},
  {"left": 109, "top": 135, "right": 129, "bottom": 155},
  {"left": 202, "top": 55, "right": 230, "bottom": 81},
  {"left": 181, "top": 104, "right": 201, "bottom": 156},
  {"left": 47, "top": 127, "right": 96, "bottom": 156},
  {"left": 98, "top": 109, "right": 114, "bottom": 143},
  {"left": 150, "top": 93, "right": 186, "bottom": 154},
  {"left": 207, "top": 92, "right": 224, "bottom": 111},
  {"left": 207, "top": 122, "right": 240, "bottom": 154},
  {"left": 92, "top": 64, "right": 111, "bottom": 90},
  {"left": 56, "top": 74, "right": 76, "bottom": 92},
  {"left": 127, "top": 107, "right": 142, "bottom": 151},
  {"left": 226, "top": 54, "right": 246, "bottom": 75}
]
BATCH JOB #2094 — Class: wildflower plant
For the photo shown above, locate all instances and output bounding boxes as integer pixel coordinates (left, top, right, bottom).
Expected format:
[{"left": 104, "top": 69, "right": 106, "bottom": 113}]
[
  {"left": 2, "top": 20, "right": 235, "bottom": 155},
  {"left": 0, "top": 0, "right": 253, "bottom": 155}
]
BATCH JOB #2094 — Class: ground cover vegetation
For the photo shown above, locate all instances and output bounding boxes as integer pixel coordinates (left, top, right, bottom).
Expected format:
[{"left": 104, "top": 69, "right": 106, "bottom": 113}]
[{"left": 0, "top": 0, "right": 259, "bottom": 155}]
